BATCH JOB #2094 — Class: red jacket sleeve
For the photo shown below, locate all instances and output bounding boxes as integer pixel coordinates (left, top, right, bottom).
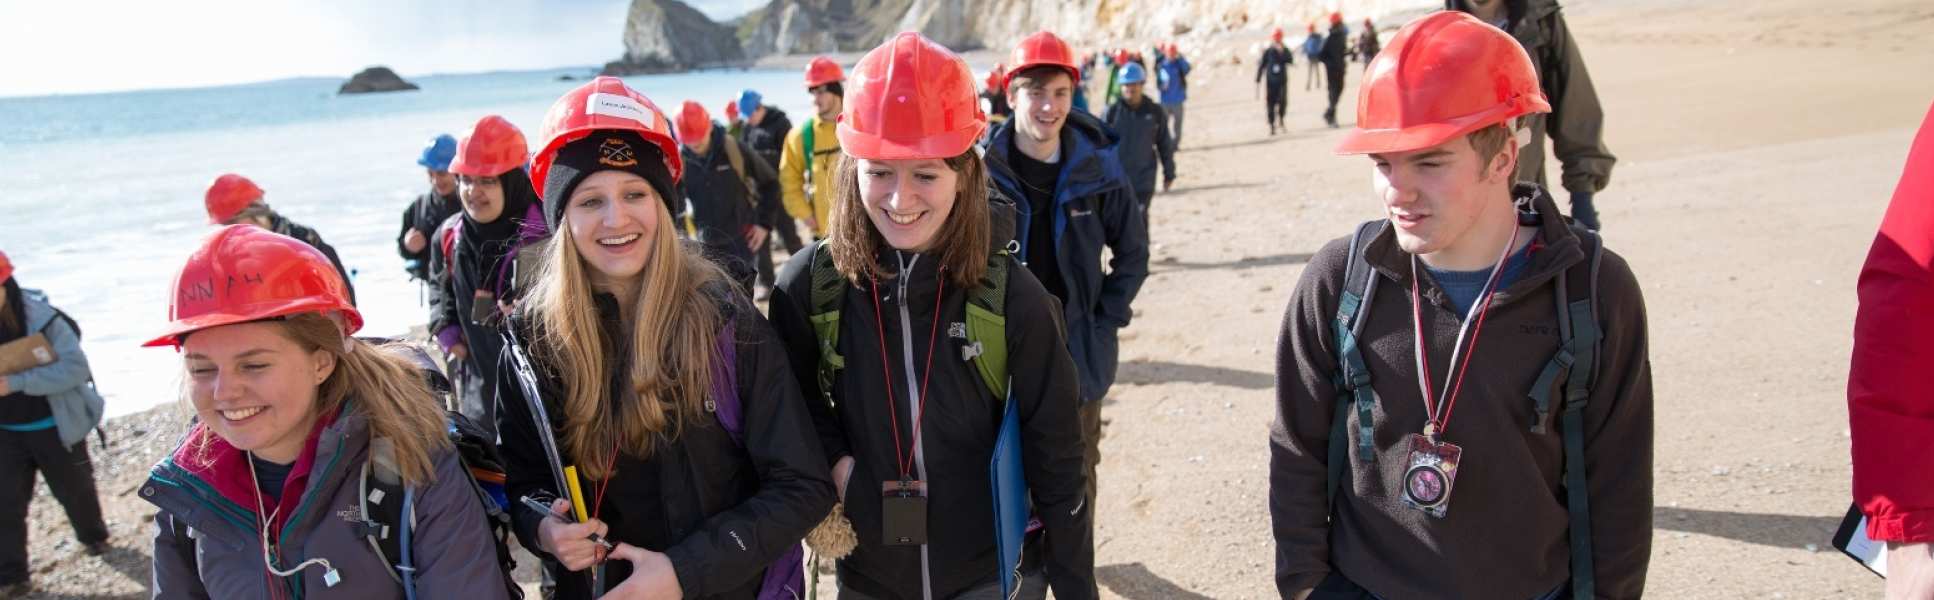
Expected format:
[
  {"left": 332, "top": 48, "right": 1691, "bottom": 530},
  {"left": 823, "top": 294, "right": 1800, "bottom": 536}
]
[{"left": 1849, "top": 102, "right": 1934, "bottom": 543}]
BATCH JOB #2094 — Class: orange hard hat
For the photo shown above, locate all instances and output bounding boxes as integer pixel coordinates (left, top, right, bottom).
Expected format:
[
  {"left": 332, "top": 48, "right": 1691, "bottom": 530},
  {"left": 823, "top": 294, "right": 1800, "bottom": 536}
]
[
  {"left": 805, "top": 56, "right": 845, "bottom": 88},
  {"left": 145, "top": 224, "right": 361, "bottom": 348},
  {"left": 448, "top": 115, "right": 529, "bottom": 177},
  {"left": 203, "top": 173, "right": 265, "bottom": 224},
  {"left": 1335, "top": 11, "right": 1550, "bottom": 155},
  {"left": 0, "top": 250, "right": 12, "bottom": 283},
  {"left": 675, "top": 100, "right": 712, "bottom": 147},
  {"left": 529, "top": 76, "right": 682, "bottom": 201},
  {"left": 1007, "top": 31, "right": 1080, "bottom": 89},
  {"left": 838, "top": 32, "right": 987, "bottom": 161}
]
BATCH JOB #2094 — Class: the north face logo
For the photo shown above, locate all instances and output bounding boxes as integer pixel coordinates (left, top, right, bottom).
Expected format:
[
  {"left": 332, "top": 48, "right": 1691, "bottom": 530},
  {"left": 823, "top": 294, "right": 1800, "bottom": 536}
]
[{"left": 599, "top": 138, "right": 638, "bottom": 167}]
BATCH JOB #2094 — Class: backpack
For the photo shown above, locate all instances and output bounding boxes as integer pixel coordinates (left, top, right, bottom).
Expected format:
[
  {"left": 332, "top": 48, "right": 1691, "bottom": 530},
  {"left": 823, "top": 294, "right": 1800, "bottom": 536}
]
[
  {"left": 708, "top": 320, "right": 808, "bottom": 600},
  {"left": 38, "top": 305, "right": 108, "bottom": 447},
  {"left": 1326, "top": 216, "right": 1604, "bottom": 599},
  {"left": 803, "top": 240, "right": 1034, "bottom": 599},
  {"left": 358, "top": 346, "right": 524, "bottom": 598}
]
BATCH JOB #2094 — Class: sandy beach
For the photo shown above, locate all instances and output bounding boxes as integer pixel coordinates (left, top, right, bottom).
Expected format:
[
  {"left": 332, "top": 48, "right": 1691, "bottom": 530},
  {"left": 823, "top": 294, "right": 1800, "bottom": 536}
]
[{"left": 13, "top": 0, "right": 1934, "bottom": 597}]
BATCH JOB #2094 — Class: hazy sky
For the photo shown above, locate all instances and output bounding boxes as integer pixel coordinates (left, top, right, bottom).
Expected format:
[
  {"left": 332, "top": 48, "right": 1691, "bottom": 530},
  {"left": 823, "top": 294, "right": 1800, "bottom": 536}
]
[{"left": 0, "top": 0, "right": 767, "bottom": 97}]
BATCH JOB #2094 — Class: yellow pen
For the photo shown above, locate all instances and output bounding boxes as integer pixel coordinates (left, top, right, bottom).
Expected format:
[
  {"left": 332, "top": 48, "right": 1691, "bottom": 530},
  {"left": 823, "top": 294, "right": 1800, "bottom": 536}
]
[{"left": 563, "top": 465, "right": 590, "bottom": 523}]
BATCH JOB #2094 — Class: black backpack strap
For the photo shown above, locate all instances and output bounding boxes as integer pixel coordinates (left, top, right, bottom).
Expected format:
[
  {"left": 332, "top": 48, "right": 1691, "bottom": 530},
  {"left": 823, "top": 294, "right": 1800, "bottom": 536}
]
[
  {"left": 1326, "top": 220, "right": 1386, "bottom": 506},
  {"left": 1532, "top": 230, "right": 1604, "bottom": 599}
]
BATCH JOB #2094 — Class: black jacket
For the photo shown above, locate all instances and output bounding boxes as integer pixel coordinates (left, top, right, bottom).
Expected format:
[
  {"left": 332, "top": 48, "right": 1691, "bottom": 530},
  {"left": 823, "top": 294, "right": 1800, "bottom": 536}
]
[
  {"left": 1321, "top": 24, "right": 1351, "bottom": 71},
  {"left": 1102, "top": 98, "right": 1177, "bottom": 193},
  {"left": 496, "top": 289, "right": 835, "bottom": 599},
  {"left": 427, "top": 169, "right": 544, "bottom": 409},
  {"left": 682, "top": 126, "right": 782, "bottom": 273},
  {"left": 1257, "top": 45, "right": 1294, "bottom": 85},
  {"left": 1449, "top": 0, "right": 1616, "bottom": 195},
  {"left": 267, "top": 213, "right": 356, "bottom": 306},
  {"left": 740, "top": 106, "right": 793, "bottom": 180},
  {"left": 768, "top": 247, "right": 1095, "bottom": 600},
  {"left": 982, "top": 111, "right": 1150, "bottom": 403},
  {"left": 398, "top": 189, "right": 462, "bottom": 281}
]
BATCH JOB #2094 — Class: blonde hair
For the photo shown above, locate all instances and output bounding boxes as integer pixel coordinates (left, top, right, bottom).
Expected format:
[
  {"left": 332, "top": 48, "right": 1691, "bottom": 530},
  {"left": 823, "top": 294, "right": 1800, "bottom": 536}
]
[
  {"left": 826, "top": 150, "right": 991, "bottom": 289},
  {"left": 521, "top": 192, "right": 731, "bottom": 478},
  {"left": 186, "top": 314, "right": 451, "bottom": 486}
]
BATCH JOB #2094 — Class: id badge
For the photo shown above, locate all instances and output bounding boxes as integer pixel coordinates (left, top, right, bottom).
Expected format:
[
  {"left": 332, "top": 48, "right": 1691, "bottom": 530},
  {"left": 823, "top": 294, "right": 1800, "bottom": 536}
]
[
  {"left": 470, "top": 290, "right": 499, "bottom": 326},
  {"left": 880, "top": 480, "right": 928, "bottom": 546},
  {"left": 1400, "top": 434, "right": 1462, "bottom": 518}
]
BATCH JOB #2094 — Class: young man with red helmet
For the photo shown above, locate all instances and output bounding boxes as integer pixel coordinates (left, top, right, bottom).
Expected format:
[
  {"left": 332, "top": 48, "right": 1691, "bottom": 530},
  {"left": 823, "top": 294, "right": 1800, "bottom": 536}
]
[
  {"left": 984, "top": 30, "right": 1148, "bottom": 518},
  {"left": 1268, "top": 12, "right": 1652, "bottom": 599},
  {"left": 673, "top": 100, "right": 781, "bottom": 296},
  {"left": 779, "top": 57, "right": 847, "bottom": 241}
]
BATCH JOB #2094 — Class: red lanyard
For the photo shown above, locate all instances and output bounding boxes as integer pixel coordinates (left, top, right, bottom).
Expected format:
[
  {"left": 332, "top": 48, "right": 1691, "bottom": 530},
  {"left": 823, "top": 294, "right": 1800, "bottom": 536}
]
[
  {"left": 1409, "top": 226, "right": 1520, "bottom": 440},
  {"left": 868, "top": 271, "right": 946, "bottom": 481}
]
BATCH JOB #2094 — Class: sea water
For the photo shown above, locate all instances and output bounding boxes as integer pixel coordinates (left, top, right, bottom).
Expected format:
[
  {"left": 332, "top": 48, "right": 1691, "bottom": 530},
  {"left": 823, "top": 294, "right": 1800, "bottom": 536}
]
[{"left": 0, "top": 66, "right": 824, "bottom": 416}]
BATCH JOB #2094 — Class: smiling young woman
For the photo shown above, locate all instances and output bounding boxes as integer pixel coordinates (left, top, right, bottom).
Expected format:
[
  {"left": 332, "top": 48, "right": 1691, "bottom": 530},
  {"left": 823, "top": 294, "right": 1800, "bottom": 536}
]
[
  {"left": 496, "top": 76, "right": 834, "bottom": 600},
  {"left": 141, "top": 225, "right": 512, "bottom": 599},
  {"left": 767, "top": 32, "right": 1095, "bottom": 600}
]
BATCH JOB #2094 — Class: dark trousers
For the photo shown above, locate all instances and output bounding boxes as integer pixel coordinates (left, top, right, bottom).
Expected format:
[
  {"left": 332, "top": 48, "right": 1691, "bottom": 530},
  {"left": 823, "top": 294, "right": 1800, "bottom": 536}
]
[
  {"left": 1265, "top": 80, "right": 1288, "bottom": 128},
  {"left": 1324, "top": 66, "right": 1347, "bottom": 125},
  {"left": 1079, "top": 400, "right": 1103, "bottom": 509},
  {"left": 757, "top": 213, "right": 806, "bottom": 289},
  {"left": 0, "top": 428, "right": 108, "bottom": 584}
]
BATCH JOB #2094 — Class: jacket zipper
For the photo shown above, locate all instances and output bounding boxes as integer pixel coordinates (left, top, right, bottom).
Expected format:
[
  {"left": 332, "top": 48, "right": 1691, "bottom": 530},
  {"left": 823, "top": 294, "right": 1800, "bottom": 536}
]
[{"left": 894, "top": 252, "right": 935, "bottom": 600}]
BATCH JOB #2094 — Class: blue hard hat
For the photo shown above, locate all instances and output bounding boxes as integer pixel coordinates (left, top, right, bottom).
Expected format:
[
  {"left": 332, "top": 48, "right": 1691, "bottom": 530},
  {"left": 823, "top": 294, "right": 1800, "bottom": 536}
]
[
  {"left": 736, "top": 89, "right": 763, "bottom": 120},
  {"left": 418, "top": 134, "right": 457, "bottom": 170},
  {"left": 1119, "top": 62, "right": 1147, "bottom": 84}
]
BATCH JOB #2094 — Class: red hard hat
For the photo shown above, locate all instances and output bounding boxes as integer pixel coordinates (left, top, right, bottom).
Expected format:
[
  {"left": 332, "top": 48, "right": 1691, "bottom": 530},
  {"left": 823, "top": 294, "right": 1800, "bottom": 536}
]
[
  {"left": 805, "top": 56, "right": 845, "bottom": 88},
  {"left": 1272, "top": 26, "right": 1285, "bottom": 41},
  {"left": 1114, "top": 49, "right": 1131, "bottom": 66},
  {"left": 448, "top": 115, "right": 529, "bottom": 177},
  {"left": 530, "top": 76, "right": 683, "bottom": 201},
  {"left": 1330, "top": 12, "right": 1343, "bottom": 25},
  {"left": 985, "top": 63, "right": 1007, "bottom": 92},
  {"left": 724, "top": 99, "right": 740, "bottom": 120},
  {"left": 145, "top": 224, "right": 362, "bottom": 348},
  {"left": 0, "top": 250, "right": 12, "bottom": 283},
  {"left": 1007, "top": 31, "right": 1079, "bottom": 89},
  {"left": 675, "top": 100, "right": 712, "bottom": 146},
  {"left": 203, "top": 173, "right": 265, "bottom": 224},
  {"left": 1335, "top": 11, "right": 1550, "bottom": 155},
  {"left": 838, "top": 32, "right": 988, "bottom": 161}
]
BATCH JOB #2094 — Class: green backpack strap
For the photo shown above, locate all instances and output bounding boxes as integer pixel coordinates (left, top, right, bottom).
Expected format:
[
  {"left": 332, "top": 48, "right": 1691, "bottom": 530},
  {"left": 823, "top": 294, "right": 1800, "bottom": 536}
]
[
  {"left": 963, "top": 254, "right": 1010, "bottom": 399},
  {"left": 1327, "top": 220, "right": 1385, "bottom": 507},
  {"left": 1524, "top": 228, "right": 1604, "bottom": 599},
  {"left": 806, "top": 241, "right": 847, "bottom": 401},
  {"left": 801, "top": 117, "right": 817, "bottom": 183}
]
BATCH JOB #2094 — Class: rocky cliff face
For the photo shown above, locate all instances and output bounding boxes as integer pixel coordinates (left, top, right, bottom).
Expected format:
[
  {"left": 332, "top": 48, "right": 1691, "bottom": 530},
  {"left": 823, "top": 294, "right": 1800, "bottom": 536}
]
[
  {"left": 603, "top": 0, "right": 747, "bottom": 76},
  {"left": 617, "top": 0, "right": 1433, "bottom": 73},
  {"left": 737, "top": 0, "right": 1436, "bottom": 59}
]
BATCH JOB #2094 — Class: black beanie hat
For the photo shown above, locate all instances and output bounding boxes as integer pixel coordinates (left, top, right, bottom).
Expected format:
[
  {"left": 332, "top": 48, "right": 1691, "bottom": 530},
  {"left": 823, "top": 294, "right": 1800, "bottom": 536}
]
[{"left": 540, "top": 130, "right": 679, "bottom": 232}]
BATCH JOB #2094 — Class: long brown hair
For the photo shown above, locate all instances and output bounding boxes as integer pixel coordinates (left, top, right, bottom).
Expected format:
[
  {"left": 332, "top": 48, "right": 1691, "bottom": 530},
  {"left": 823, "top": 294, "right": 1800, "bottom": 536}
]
[
  {"left": 826, "top": 149, "right": 991, "bottom": 288},
  {"left": 187, "top": 314, "right": 451, "bottom": 486},
  {"left": 520, "top": 190, "right": 730, "bottom": 479}
]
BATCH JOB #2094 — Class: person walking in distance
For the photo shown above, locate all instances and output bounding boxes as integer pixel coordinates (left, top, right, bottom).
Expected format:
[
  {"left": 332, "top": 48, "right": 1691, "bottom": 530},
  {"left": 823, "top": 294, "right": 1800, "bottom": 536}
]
[
  {"left": 1448, "top": 0, "right": 1616, "bottom": 230},
  {"left": 1257, "top": 27, "right": 1294, "bottom": 135}
]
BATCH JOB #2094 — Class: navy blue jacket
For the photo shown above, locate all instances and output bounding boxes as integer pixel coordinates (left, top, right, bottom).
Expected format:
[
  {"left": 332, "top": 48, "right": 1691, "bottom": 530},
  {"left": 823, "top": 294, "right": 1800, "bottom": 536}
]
[{"left": 983, "top": 111, "right": 1150, "bottom": 403}]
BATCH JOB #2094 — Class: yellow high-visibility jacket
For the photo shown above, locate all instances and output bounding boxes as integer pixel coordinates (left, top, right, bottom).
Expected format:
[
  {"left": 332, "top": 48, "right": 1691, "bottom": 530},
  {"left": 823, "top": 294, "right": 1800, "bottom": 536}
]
[{"left": 778, "top": 116, "right": 840, "bottom": 236}]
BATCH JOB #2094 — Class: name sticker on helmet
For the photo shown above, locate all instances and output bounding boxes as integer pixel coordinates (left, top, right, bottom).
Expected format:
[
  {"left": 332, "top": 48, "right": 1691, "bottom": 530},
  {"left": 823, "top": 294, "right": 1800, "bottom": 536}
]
[{"left": 586, "top": 92, "right": 650, "bottom": 126}]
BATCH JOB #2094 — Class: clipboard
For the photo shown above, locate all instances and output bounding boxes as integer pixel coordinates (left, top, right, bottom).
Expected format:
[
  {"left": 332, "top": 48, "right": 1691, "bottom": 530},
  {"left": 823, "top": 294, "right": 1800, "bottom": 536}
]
[{"left": 1831, "top": 502, "right": 1888, "bottom": 578}]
